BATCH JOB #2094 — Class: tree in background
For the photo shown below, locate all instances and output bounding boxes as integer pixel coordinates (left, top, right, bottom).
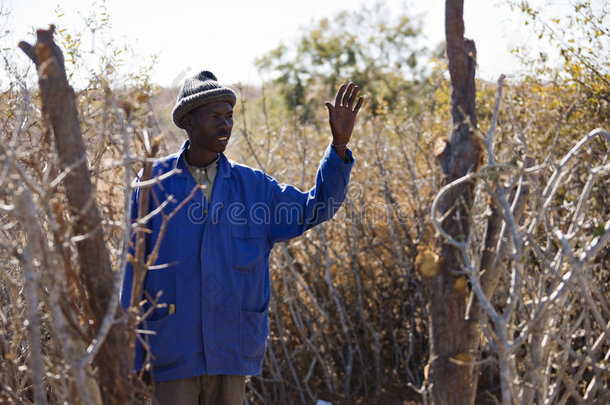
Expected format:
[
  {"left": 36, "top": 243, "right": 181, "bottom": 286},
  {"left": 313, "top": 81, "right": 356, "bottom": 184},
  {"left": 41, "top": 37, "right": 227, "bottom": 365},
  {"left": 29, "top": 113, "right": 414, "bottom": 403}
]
[
  {"left": 508, "top": 0, "right": 609, "bottom": 141},
  {"left": 255, "top": 2, "right": 429, "bottom": 122}
]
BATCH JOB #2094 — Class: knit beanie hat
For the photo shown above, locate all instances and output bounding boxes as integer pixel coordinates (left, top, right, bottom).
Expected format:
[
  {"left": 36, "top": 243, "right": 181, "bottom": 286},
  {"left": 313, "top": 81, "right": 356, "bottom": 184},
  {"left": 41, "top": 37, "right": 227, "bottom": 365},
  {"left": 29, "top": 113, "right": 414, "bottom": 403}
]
[{"left": 171, "top": 70, "right": 237, "bottom": 129}]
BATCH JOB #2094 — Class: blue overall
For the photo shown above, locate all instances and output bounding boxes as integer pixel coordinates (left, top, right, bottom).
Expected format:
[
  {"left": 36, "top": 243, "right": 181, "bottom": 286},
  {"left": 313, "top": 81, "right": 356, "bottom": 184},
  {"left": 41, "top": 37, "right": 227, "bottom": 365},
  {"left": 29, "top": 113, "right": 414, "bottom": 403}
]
[{"left": 121, "top": 140, "right": 353, "bottom": 381}]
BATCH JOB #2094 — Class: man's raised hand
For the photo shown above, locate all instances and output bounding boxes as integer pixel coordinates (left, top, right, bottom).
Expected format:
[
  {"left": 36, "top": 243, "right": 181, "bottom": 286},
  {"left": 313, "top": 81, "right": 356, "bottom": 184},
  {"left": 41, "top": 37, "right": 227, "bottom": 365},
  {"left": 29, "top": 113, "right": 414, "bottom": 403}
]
[{"left": 325, "top": 82, "right": 364, "bottom": 159}]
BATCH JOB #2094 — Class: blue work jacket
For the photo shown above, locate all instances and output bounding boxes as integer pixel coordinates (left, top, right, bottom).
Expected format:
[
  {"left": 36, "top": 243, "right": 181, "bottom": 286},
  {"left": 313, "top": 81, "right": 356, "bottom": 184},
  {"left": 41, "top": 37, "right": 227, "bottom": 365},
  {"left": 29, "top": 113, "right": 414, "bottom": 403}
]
[{"left": 120, "top": 140, "right": 353, "bottom": 381}]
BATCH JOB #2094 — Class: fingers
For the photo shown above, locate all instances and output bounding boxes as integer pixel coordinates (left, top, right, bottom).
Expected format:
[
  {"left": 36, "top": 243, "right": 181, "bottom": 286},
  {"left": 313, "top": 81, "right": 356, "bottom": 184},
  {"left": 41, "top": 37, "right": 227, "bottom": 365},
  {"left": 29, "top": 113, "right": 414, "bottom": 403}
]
[
  {"left": 332, "top": 82, "right": 364, "bottom": 112},
  {"left": 335, "top": 83, "right": 346, "bottom": 107},
  {"left": 341, "top": 82, "right": 355, "bottom": 106},
  {"left": 353, "top": 96, "right": 364, "bottom": 114},
  {"left": 342, "top": 82, "right": 362, "bottom": 109},
  {"left": 346, "top": 84, "right": 360, "bottom": 109}
]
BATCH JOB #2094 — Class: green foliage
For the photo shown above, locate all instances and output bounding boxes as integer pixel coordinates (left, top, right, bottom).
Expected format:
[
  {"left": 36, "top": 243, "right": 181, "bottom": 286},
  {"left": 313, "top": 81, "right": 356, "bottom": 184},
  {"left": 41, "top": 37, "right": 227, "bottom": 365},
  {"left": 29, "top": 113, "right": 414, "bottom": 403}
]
[
  {"left": 509, "top": 0, "right": 609, "bottom": 122},
  {"left": 255, "top": 2, "right": 432, "bottom": 121},
  {"left": 51, "top": 0, "right": 160, "bottom": 99}
]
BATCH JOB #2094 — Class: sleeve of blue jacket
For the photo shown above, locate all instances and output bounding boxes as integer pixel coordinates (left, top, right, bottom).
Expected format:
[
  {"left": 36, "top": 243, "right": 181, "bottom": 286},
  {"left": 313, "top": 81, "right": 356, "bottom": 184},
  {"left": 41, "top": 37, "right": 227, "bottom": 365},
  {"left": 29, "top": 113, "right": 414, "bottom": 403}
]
[{"left": 267, "top": 143, "right": 353, "bottom": 244}]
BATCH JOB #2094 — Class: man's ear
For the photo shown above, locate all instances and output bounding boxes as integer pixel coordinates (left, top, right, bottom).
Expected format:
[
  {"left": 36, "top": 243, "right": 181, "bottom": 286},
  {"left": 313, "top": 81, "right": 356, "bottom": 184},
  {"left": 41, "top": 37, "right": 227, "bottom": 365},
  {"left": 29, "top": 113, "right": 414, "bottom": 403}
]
[{"left": 182, "top": 114, "right": 192, "bottom": 132}]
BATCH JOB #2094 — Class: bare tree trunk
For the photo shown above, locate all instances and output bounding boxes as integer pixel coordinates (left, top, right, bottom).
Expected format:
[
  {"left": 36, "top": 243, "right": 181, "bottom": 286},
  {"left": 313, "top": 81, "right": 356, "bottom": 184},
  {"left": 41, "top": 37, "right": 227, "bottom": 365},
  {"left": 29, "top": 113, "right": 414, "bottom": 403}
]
[
  {"left": 19, "top": 26, "right": 132, "bottom": 404},
  {"left": 423, "top": 1, "right": 481, "bottom": 404}
]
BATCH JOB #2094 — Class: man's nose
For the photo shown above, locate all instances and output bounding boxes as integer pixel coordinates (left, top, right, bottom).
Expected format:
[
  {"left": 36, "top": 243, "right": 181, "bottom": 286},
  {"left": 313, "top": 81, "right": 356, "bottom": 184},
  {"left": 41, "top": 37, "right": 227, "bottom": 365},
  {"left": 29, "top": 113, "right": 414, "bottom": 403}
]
[{"left": 219, "top": 118, "right": 231, "bottom": 129}]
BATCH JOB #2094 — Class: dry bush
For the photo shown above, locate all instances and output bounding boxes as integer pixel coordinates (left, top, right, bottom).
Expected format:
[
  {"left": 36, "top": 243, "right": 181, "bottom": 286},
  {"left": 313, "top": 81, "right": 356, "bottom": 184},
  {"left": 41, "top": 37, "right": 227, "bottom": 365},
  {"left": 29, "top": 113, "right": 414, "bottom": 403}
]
[
  {"left": 0, "top": 37, "right": 160, "bottom": 402},
  {"left": 429, "top": 76, "right": 609, "bottom": 404},
  {"left": 227, "top": 74, "right": 609, "bottom": 404},
  {"left": 0, "top": 26, "right": 608, "bottom": 405}
]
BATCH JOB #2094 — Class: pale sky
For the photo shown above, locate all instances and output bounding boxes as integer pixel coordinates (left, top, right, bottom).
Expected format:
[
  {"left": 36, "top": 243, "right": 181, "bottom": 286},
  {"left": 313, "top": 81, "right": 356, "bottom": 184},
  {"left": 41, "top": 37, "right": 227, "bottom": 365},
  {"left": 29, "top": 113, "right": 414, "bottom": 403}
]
[{"left": 0, "top": 0, "right": 574, "bottom": 88}]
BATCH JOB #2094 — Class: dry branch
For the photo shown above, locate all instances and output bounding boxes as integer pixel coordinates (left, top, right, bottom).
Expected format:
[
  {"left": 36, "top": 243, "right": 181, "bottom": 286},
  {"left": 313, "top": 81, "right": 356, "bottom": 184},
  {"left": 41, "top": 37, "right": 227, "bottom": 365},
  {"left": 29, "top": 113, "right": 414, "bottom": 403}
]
[
  {"left": 18, "top": 25, "right": 132, "bottom": 404},
  {"left": 423, "top": 1, "right": 481, "bottom": 404}
]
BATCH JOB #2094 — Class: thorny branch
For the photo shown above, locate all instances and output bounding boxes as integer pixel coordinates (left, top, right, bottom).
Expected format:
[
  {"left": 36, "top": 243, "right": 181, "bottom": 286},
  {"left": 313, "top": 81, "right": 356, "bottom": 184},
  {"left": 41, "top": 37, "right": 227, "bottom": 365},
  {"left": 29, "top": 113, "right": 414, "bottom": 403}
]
[{"left": 431, "top": 90, "right": 610, "bottom": 404}]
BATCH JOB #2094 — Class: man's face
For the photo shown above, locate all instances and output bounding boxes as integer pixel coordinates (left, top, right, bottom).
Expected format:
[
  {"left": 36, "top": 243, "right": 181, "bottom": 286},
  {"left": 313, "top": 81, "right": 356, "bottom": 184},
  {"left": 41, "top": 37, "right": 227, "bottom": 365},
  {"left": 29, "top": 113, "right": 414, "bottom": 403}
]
[{"left": 184, "top": 101, "right": 234, "bottom": 156}]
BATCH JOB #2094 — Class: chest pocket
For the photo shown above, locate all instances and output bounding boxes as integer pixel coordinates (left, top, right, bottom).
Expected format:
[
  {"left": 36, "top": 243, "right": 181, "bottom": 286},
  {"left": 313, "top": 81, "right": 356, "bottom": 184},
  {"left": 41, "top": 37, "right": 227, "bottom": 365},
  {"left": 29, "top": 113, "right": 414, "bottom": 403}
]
[{"left": 230, "top": 225, "right": 266, "bottom": 273}]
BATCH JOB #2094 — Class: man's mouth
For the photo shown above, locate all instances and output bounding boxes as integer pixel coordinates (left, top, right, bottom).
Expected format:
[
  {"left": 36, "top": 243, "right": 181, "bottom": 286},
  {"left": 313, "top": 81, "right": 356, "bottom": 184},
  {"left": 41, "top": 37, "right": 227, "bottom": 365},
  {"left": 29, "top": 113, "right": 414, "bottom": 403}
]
[{"left": 218, "top": 136, "right": 229, "bottom": 141}]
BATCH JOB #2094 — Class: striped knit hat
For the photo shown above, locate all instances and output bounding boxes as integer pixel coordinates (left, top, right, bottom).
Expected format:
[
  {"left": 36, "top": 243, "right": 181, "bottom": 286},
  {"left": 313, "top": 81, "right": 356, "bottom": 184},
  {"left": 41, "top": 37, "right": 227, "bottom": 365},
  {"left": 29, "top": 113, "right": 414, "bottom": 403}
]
[{"left": 171, "top": 70, "right": 237, "bottom": 129}]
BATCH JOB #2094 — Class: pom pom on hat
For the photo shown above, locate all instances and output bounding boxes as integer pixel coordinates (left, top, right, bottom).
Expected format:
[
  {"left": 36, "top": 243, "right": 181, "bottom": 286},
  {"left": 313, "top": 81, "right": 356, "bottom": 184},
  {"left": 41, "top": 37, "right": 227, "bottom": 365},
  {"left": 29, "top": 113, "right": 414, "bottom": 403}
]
[{"left": 171, "top": 70, "right": 237, "bottom": 129}]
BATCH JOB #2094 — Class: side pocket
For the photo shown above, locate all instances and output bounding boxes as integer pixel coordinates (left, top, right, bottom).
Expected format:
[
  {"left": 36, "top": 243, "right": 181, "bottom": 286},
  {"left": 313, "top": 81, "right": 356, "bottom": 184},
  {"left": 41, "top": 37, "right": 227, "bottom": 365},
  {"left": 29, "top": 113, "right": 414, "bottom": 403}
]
[
  {"left": 143, "top": 314, "right": 181, "bottom": 369},
  {"left": 240, "top": 308, "right": 269, "bottom": 360}
]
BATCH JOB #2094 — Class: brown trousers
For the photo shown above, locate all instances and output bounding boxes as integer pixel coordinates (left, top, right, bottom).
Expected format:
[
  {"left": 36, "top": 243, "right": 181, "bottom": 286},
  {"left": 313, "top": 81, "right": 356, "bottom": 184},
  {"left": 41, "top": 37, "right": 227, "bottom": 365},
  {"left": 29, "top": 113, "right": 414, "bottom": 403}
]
[{"left": 154, "top": 375, "right": 246, "bottom": 405}]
